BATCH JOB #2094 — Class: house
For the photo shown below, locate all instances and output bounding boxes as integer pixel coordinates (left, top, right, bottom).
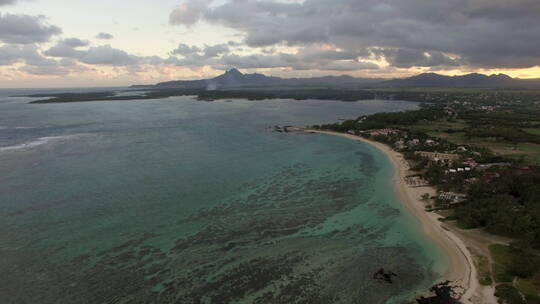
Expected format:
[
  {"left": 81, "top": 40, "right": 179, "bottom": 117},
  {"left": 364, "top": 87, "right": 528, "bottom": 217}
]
[
  {"left": 415, "top": 151, "right": 460, "bottom": 165},
  {"left": 463, "top": 158, "right": 478, "bottom": 168},
  {"left": 478, "top": 163, "right": 512, "bottom": 170},
  {"left": 405, "top": 176, "right": 429, "bottom": 187},
  {"left": 446, "top": 167, "right": 471, "bottom": 174},
  {"left": 394, "top": 139, "right": 406, "bottom": 150},
  {"left": 408, "top": 139, "right": 420, "bottom": 147},
  {"left": 439, "top": 192, "right": 467, "bottom": 205},
  {"left": 367, "top": 129, "right": 400, "bottom": 137}
]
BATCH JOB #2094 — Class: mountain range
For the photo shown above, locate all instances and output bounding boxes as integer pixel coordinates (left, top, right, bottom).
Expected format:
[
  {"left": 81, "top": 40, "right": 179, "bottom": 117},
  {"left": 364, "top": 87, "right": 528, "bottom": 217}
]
[{"left": 132, "top": 69, "right": 540, "bottom": 90}]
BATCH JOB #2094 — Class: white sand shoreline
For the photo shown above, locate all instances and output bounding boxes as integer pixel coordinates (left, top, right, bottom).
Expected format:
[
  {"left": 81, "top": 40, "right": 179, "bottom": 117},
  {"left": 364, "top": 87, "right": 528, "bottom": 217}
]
[{"left": 307, "top": 129, "right": 485, "bottom": 303}]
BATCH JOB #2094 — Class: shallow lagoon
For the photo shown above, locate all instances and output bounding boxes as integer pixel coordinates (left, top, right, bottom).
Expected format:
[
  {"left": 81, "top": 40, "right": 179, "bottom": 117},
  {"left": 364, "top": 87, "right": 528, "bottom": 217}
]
[{"left": 0, "top": 93, "right": 445, "bottom": 303}]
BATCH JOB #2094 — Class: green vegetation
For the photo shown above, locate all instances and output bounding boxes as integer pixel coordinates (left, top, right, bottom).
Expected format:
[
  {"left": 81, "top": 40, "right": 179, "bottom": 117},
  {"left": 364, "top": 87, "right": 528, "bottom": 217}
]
[
  {"left": 490, "top": 245, "right": 518, "bottom": 283},
  {"left": 197, "top": 88, "right": 375, "bottom": 101},
  {"left": 28, "top": 89, "right": 204, "bottom": 103},
  {"left": 29, "top": 86, "right": 540, "bottom": 110},
  {"left": 495, "top": 284, "right": 526, "bottom": 304},
  {"left": 516, "top": 279, "right": 540, "bottom": 299},
  {"left": 489, "top": 244, "right": 540, "bottom": 301},
  {"left": 524, "top": 129, "right": 540, "bottom": 136},
  {"left": 489, "top": 244, "right": 540, "bottom": 302},
  {"left": 475, "top": 254, "right": 493, "bottom": 286},
  {"left": 28, "top": 88, "right": 380, "bottom": 103}
]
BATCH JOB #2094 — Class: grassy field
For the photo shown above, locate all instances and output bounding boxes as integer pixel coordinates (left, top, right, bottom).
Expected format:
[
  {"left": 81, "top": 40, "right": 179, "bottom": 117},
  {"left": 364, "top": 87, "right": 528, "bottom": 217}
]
[
  {"left": 516, "top": 278, "right": 540, "bottom": 297},
  {"left": 489, "top": 244, "right": 540, "bottom": 300},
  {"left": 475, "top": 253, "right": 494, "bottom": 285},
  {"left": 524, "top": 128, "right": 540, "bottom": 136},
  {"left": 489, "top": 244, "right": 515, "bottom": 283},
  {"left": 504, "top": 143, "right": 540, "bottom": 164},
  {"left": 406, "top": 118, "right": 540, "bottom": 164},
  {"left": 408, "top": 119, "right": 469, "bottom": 134}
]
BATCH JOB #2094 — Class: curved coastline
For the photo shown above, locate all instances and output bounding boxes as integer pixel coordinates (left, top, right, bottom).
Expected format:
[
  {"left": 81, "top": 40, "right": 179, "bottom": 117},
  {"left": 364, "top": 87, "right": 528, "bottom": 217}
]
[{"left": 307, "top": 129, "right": 479, "bottom": 304}]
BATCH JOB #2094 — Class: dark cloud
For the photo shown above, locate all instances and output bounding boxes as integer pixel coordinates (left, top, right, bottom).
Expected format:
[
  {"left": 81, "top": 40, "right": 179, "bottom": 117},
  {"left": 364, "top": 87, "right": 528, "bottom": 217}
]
[
  {"left": 45, "top": 40, "right": 166, "bottom": 67},
  {"left": 202, "top": 44, "right": 229, "bottom": 58},
  {"left": 77, "top": 45, "right": 137, "bottom": 65},
  {"left": 96, "top": 32, "right": 113, "bottom": 40},
  {"left": 217, "top": 53, "right": 378, "bottom": 71},
  {"left": 169, "top": 0, "right": 213, "bottom": 27},
  {"left": 0, "top": 44, "right": 73, "bottom": 75},
  {"left": 169, "top": 42, "right": 378, "bottom": 71},
  {"left": 0, "top": 13, "right": 62, "bottom": 44},
  {"left": 170, "top": 43, "right": 231, "bottom": 67},
  {"left": 0, "top": 0, "right": 17, "bottom": 5},
  {"left": 171, "top": 43, "right": 201, "bottom": 56},
  {"left": 46, "top": 43, "right": 136, "bottom": 66},
  {"left": 0, "top": 0, "right": 28, "bottom": 6},
  {"left": 170, "top": 0, "right": 540, "bottom": 69},
  {"left": 378, "top": 48, "right": 462, "bottom": 68},
  {"left": 44, "top": 38, "right": 89, "bottom": 57},
  {"left": 0, "top": 44, "right": 37, "bottom": 65}
]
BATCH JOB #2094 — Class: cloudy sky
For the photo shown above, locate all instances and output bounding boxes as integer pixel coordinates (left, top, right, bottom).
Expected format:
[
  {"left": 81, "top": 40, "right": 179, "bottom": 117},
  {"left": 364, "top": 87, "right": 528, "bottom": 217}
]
[{"left": 1, "top": 0, "right": 540, "bottom": 87}]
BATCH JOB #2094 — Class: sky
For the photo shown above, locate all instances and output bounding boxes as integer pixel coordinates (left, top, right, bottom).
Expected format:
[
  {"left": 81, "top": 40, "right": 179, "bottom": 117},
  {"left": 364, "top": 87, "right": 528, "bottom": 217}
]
[{"left": 1, "top": 0, "right": 540, "bottom": 87}]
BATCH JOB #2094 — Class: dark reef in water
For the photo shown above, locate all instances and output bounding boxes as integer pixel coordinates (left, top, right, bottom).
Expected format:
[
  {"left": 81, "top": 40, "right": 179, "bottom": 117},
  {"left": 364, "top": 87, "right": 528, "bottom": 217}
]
[
  {"left": 2, "top": 163, "right": 436, "bottom": 304},
  {"left": 373, "top": 268, "right": 398, "bottom": 284},
  {"left": 415, "top": 281, "right": 462, "bottom": 304}
]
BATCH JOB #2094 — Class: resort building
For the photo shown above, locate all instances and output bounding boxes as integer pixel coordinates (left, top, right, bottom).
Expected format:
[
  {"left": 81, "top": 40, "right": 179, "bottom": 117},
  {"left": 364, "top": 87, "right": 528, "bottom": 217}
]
[
  {"left": 415, "top": 151, "right": 460, "bottom": 165},
  {"left": 439, "top": 192, "right": 468, "bottom": 205},
  {"left": 367, "top": 129, "right": 400, "bottom": 137}
]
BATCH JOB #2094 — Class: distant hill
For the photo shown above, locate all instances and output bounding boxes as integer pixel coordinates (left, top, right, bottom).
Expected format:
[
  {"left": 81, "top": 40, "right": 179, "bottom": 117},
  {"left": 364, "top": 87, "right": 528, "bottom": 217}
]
[
  {"left": 132, "top": 69, "right": 540, "bottom": 90},
  {"left": 132, "top": 68, "right": 382, "bottom": 90},
  {"left": 380, "top": 73, "right": 531, "bottom": 88}
]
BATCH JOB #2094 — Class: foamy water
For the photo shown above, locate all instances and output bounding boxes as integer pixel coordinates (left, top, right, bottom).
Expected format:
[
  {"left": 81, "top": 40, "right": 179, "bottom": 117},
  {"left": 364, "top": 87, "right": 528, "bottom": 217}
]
[{"left": 0, "top": 134, "right": 83, "bottom": 152}]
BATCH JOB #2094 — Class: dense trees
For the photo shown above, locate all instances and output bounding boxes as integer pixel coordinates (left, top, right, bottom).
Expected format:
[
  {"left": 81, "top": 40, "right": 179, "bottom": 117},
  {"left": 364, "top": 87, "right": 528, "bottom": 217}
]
[{"left": 455, "top": 171, "right": 540, "bottom": 245}]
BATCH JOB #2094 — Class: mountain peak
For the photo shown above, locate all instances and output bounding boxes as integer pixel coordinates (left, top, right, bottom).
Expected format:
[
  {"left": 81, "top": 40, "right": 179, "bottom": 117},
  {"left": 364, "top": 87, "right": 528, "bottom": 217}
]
[{"left": 225, "top": 68, "right": 243, "bottom": 76}]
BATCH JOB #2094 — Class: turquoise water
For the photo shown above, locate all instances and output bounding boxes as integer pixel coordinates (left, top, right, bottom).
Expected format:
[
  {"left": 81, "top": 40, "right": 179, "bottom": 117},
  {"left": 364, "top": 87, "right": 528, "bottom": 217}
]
[{"left": 0, "top": 92, "right": 445, "bottom": 303}]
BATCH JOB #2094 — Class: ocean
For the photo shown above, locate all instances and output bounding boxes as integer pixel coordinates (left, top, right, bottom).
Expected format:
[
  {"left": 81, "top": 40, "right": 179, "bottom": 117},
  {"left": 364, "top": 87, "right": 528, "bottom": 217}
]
[{"left": 0, "top": 90, "right": 446, "bottom": 303}]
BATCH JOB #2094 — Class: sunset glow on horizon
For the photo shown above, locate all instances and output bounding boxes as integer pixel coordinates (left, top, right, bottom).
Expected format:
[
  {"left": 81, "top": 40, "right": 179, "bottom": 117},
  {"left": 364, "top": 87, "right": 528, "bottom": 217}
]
[{"left": 1, "top": 0, "right": 540, "bottom": 87}]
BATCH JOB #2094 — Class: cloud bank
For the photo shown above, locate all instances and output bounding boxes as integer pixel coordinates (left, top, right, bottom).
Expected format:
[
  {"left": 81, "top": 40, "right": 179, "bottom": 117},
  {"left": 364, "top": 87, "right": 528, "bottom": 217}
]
[
  {"left": 0, "top": 13, "right": 61, "bottom": 44},
  {"left": 1, "top": 0, "right": 540, "bottom": 84},
  {"left": 170, "top": 0, "right": 540, "bottom": 70}
]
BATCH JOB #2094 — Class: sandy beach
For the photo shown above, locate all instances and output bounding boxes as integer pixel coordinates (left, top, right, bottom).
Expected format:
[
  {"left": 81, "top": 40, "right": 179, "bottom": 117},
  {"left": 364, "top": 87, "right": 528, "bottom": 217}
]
[{"left": 307, "top": 130, "right": 495, "bottom": 304}]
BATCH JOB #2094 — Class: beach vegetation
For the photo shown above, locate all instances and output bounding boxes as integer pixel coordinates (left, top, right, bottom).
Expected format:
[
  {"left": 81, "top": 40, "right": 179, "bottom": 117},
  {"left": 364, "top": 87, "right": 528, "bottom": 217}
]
[
  {"left": 472, "top": 252, "right": 493, "bottom": 286},
  {"left": 516, "top": 278, "right": 540, "bottom": 299},
  {"left": 495, "top": 284, "right": 526, "bottom": 304}
]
